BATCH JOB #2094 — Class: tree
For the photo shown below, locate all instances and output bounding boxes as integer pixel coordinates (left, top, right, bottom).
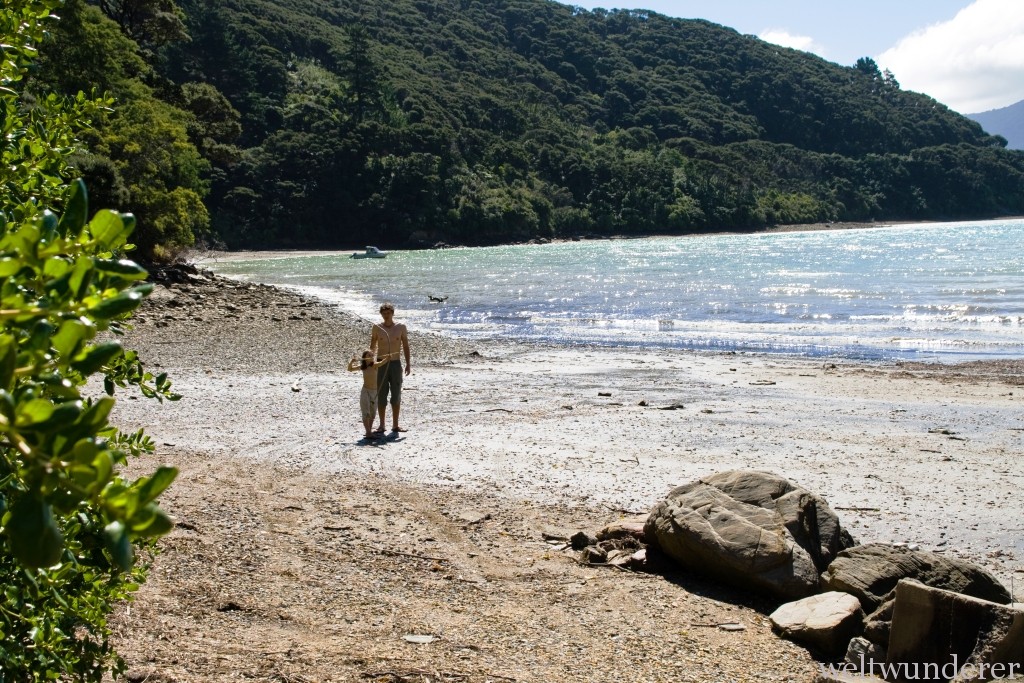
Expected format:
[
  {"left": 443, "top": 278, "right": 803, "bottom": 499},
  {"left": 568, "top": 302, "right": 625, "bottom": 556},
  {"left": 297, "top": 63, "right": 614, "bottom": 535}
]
[
  {"left": 882, "top": 68, "right": 900, "bottom": 91},
  {"left": 84, "top": 87, "right": 211, "bottom": 258},
  {"left": 854, "top": 56, "right": 881, "bottom": 80},
  {"left": 38, "top": 1, "right": 211, "bottom": 260},
  {"left": 340, "top": 24, "right": 387, "bottom": 123},
  {"left": 1, "top": 2, "right": 178, "bottom": 679},
  {"left": 92, "top": 0, "right": 189, "bottom": 49}
]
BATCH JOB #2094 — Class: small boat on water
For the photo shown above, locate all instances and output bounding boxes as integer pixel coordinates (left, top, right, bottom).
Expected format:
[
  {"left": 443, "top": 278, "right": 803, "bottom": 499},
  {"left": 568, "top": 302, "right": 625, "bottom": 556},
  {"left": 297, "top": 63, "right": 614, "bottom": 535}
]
[{"left": 351, "top": 246, "right": 388, "bottom": 259}]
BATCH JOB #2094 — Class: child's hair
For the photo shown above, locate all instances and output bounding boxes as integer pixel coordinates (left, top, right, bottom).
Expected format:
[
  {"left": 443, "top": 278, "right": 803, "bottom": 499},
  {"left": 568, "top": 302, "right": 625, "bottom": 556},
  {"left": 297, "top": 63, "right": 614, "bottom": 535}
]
[{"left": 360, "top": 349, "right": 374, "bottom": 369}]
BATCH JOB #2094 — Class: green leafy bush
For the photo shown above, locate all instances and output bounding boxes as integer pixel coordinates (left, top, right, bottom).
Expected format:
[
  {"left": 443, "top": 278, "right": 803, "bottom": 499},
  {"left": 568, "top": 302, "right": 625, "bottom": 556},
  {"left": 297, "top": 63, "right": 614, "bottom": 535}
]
[{"left": 1, "top": 2, "right": 179, "bottom": 680}]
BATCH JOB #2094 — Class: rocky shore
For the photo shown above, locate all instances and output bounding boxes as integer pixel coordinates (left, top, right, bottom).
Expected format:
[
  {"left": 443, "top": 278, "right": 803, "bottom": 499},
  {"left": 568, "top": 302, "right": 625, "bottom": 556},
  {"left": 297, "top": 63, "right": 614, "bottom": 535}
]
[{"left": 108, "top": 264, "right": 1024, "bottom": 682}]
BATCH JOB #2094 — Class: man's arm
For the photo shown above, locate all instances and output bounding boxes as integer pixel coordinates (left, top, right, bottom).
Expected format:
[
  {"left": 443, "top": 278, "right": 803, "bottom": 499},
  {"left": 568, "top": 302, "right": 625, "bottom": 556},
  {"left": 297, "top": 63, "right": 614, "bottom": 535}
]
[{"left": 401, "top": 326, "right": 411, "bottom": 375}]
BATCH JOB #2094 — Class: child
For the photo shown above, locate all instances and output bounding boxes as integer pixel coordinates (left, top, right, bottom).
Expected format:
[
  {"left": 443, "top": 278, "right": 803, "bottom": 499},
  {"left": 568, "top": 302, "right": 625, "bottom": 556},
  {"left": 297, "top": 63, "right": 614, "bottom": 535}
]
[{"left": 347, "top": 349, "right": 389, "bottom": 440}]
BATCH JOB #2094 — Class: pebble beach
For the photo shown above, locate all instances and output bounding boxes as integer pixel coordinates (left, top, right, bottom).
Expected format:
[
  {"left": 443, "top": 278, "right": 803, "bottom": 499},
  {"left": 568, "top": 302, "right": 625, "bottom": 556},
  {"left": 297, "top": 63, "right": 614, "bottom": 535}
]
[{"left": 107, "top": 265, "right": 1024, "bottom": 682}]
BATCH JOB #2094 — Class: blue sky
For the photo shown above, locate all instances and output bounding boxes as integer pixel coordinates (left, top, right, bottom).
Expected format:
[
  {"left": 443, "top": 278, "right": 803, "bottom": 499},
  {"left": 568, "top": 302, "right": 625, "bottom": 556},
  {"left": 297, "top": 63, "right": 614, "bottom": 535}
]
[{"left": 556, "top": 1, "right": 1024, "bottom": 114}]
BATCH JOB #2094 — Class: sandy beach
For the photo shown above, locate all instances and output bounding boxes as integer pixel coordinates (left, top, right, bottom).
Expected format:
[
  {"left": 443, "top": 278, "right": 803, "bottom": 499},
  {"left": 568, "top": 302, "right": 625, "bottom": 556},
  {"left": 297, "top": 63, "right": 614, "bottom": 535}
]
[{"left": 107, "top": 267, "right": 1024, "bottom": 682}]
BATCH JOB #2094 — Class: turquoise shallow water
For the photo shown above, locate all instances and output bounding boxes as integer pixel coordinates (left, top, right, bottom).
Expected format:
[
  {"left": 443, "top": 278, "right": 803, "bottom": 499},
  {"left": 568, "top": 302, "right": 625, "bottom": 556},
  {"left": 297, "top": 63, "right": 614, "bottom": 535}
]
[{"left": 207, "top": 219, "right": 1024, "bottom": 362}]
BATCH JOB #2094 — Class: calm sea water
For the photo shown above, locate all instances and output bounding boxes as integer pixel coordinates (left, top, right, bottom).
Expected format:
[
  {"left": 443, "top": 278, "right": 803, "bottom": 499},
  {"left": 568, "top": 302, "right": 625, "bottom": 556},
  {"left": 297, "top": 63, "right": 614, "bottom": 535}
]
[{"left": 207, "top": 219, "right": 1024, "bottom": 362}]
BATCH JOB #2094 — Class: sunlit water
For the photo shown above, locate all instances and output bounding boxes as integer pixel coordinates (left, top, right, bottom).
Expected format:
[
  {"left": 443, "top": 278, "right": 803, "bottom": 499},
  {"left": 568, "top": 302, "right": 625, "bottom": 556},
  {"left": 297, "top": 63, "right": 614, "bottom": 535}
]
[{"left": 206, "top": 219, "right": 1024, "bottom": 362}]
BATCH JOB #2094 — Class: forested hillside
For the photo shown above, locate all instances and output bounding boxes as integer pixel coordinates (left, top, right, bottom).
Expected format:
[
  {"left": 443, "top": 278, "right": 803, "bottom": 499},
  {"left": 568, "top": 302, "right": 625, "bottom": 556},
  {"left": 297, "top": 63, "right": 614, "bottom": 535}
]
[{"left": 42, "top": 0, "right": 1024, "bottom": 254}]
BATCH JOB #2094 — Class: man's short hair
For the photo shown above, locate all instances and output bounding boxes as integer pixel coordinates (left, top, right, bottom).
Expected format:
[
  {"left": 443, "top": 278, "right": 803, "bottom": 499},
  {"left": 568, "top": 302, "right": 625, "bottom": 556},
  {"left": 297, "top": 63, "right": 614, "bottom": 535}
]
[{"left": 380, "top": 302, "right": 395, "bottom": 312}]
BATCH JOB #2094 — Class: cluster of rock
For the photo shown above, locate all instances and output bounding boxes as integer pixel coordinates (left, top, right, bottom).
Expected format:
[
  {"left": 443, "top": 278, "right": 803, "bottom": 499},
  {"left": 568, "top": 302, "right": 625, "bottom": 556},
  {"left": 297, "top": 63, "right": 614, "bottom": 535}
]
[
  {"left": 571, "top": 521, "right": 648, "bottom": 569},
  {"left": 148, "top": 261, "right": 214, "bottom": 285},
  {"left": 141, "top": 262, "right": 324, "bottom": 325},
  {"left": 574, "top": 471, "right": 1022, "bottom": 682}
]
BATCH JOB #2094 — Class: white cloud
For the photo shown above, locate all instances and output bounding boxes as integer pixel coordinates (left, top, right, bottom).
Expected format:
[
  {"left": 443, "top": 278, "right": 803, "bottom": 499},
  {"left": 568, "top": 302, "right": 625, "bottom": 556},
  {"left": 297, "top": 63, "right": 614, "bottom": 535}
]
[
  {"left": 758, "top": 29, "right": 828, "bottom": 58},
  {"left": 876, "top": 0, "right": 1024, "bottom": 114}
]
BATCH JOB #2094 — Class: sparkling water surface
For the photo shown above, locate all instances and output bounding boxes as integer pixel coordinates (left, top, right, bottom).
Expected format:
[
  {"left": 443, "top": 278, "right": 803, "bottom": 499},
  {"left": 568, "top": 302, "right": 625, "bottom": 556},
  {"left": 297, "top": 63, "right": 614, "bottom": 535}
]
[{"left": 207, "top": 219, "right": 1024, "bottom": 362}]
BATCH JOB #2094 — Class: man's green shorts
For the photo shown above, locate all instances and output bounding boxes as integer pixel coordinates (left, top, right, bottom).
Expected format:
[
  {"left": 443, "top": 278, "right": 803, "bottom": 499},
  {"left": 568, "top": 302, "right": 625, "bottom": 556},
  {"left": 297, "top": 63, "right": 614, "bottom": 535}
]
[{"left": 377, "top": 361, "right": 403, "bottom": 406}]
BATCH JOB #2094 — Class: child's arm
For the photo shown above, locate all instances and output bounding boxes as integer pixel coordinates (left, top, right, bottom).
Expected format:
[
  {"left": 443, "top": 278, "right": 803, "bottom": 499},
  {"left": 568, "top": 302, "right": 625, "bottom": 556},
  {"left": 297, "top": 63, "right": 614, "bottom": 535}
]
[{"left": 346, "top": 357, "right": 361, "bottom": 372}]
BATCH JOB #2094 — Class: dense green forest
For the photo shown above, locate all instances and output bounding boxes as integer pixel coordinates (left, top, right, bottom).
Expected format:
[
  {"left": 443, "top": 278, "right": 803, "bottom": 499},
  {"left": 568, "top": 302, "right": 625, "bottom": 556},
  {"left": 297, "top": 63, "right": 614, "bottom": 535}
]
[{"left": 38, "top": 0, "right": 1024, "bottom": 256}]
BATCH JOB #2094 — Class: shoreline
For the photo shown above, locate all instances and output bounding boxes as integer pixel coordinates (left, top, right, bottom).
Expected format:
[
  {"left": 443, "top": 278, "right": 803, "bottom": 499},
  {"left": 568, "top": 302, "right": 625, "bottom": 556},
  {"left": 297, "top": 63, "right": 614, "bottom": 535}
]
[
  {"left": 108, "top": 270, "right": 1024, "bottom": 681},
  {"left": 191, "top": 222, "right": 1024, "bottom": 369},
  {"left": 189, "top": 215, "right": 1024, "bottom": 261}
]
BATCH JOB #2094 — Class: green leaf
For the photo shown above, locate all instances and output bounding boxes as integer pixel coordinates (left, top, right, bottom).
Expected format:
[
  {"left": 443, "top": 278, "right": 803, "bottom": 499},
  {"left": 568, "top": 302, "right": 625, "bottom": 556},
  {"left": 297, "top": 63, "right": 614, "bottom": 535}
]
[
  {"left": 136, "top": 466, "right": 177, "bottom": 505},
  {"left": 0, "top": 256, "right": 25, "bottom": 277},
  {"left": 87, "top": 210, "right": 131, "bottom": 250},
  {"left": 94, "top": 258, "right": 147, "bottom": 279},
  {"left": 90, "top": 450, "right": 114, "bottom": 486},
  {"left": 27, "top": 320, "right": 55, "bottom": 351},
  {"left": 51, "top": 319, "right": 91, "bottom": 359},
  {"left": 40, "top": 210, "right": 58, "bottom": 241},
  {"left": 0, "top": 390, "right": 15, "bottom": 422},
  {"left": 129, "top": 503, "right": 174, "bottom": 538},
  {"left": 30, "top": 400, "right": 83, "bottom": 432},
  {"left": 6, "top": 495, "right": 64, "bottom": 569},
  {"left": 0, "top": 335, "right": 15, "bottom": 391},
  {"left": 87, "top": 289, "right": 145, "bottom": 318},
  {"left": 68, "top": 255, "right": 93, "bottom": 298},
  {"left": 103, "top": 521, "right": 134, "bottom": 571},
  {"left": 42, "top": 256, "right": 72, "bottom": 279},
  {"left": 79, "top": 397, "right": 115, "bottom": 430},
  {"left": 57, "top": 178, "right": 88, "bottom": 235},
  {"left": 70, "top": 341, "right": 122, "bottom": 375},
  {"left": 71, "top": 439, "right": 100, "bottom": 464},
  {"left": 16, "top": 398, "right": 54, "bottom": 426}
]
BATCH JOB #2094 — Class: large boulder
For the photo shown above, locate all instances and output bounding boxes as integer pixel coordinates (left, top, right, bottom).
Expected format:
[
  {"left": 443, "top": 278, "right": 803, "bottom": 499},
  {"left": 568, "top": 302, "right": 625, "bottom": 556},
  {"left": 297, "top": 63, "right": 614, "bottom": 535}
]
[
  {"left": 645, "top": 470, "right": 856, "bottom": 599},
  {"left": 770, "top": 591, "right": 864, "bottom": 657},
  {"left": 887, "top": 579, "right": 1024, "bottom": 680},
  {"left": 823, "top": 543, "right": 1011, "bottom": 612}
]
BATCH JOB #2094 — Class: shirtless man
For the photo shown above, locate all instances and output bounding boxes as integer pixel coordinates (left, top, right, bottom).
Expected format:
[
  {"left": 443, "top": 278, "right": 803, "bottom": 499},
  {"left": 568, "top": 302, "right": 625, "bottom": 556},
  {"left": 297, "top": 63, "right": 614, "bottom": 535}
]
[{"left": 370, "top": 302, "right": 411, "bottom": 433}]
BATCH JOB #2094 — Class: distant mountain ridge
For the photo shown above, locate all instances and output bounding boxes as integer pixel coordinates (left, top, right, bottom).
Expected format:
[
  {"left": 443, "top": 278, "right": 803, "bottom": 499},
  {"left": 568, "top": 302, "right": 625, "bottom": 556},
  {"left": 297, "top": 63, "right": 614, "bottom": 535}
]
[{"left": 968, "top": 100, "right": 1024, "bottom": 150}]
